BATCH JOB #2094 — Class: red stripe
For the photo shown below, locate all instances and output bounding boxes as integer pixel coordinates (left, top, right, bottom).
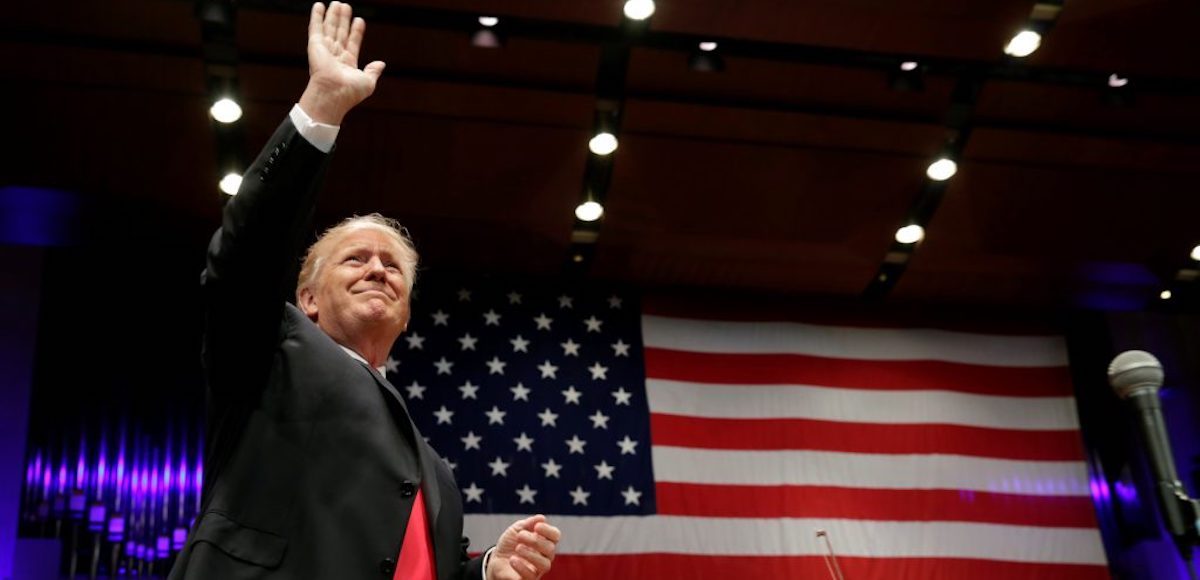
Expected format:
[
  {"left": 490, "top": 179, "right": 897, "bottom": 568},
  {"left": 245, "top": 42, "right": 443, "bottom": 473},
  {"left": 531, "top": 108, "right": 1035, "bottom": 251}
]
[
  {"left": 650, "top": 414, "right": 1085, "bottom": 460},
  {"left": 645, "top": 348, "right": 1073, "bottom": 397},
  {"left": 654, "top": 482, "right": 1099, "bottom": 528},
  {"left": 550, "top": 554, "right": 1110, "bottom": 580}
]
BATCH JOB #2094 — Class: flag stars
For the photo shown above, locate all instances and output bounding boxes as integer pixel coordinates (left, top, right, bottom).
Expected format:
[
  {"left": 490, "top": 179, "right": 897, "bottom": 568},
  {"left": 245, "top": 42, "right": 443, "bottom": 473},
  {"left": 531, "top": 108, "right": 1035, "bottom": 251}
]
[
  {"left": 457, "top": 333, "right": 478, "bottom": 351},
  {"left": 541, "top": 458, "right": 562, "bottom": 478},
  {"left": 432, "top": 310, "right": 450, "bottom": 326},
  {"left": 483, "top": 309, "right": 502, "bottom": 326},
  {"left": 621, "top": 486, "right": 642, "bottom": 506},
  {"left": 485, "top": 406, "right": 507, "bottom": 425},
  {"left": 587, "top": 362, "right": 609, "bottom": 380},
  {"left": 537, "top": 360, "right": 559, "bottom": 379},
  {"left": 611, "top": 339, "right": 630, "bottom": 357},
  {"left": 443, "top": 458, "right": 457, "bottom": 471},
  {"left": 534, "top": 313, "right": 553, "bottom": 331},
  {"left": 617, "top": 436, "right": 639, "bottom": 455},
  {"left": 434, "top": 357, "right": 454, "bottom": 375},
  {"left": 457, "top": 288, "right": 472, "bottom": 302},
  {"left": 486, "top": 356, "right": 507, "bottom": 375},
  {"left": 488, "top": 456, "right": 511, "bottom": 477},
  {"left": 537, "top": 408, "right": 559, "bottom": 427},
  {"left": 461, "top": 431, "right": 482, "bottom": 451},
  {"left": 562, "top": 386, "right": 582, "bottom": 405},
  {"left": 583, "top": 316, "right": 603, "bottom": 333},
  {"left": 510, "top": 335, "right": 530, "bottom": 353},
  {"left": 558, "top": 295, "right": 574, "bottom": 309},
  {"left": 433, "top": 406, "right": 454, "bottom": 425},
  {"left": 569, "top": 486, "right": 590, "bottom": 506},
  {"left": 507, "top": 291, "right": 523, "bottom": 305},
  {"left": 594, "top": 460, "right": 615, "bottom": 480},
  {"left": 510, "top": 382, "right": 531, "bottom": 401},
  {"left": 405, "top": 381, "right": 426, "bottom": 400},
  {"left": 513, "top": 432, "right": 535, "bottom": 452},
  {"left": 565, "top": 435, "right": 587, "bottom": 454},
  {"left": 560, "top": 338, "right": 581, "bottom": 357},
  {"left": 608, "top": 295, "right": 623, "bottom": 309},
  {"left": 516, "top": 484, "right": 538, "bottom": 504},
  {"left": 611, "top": 387, "right": 633, "bottom": 406},
  {"left": 589, "top": 410, "right": 610, "bottom": 429},
  {"left": 405, "top": 333, "right": 426, "bottom": 350},
  {"left": 458, "top": 381, "right": 479, "bottom": 400},
  {"left": 463, "top": 483, "right": 484, "bottom": 503},
  {"left": 385, "top": 356, "right": 400, "bottom": 374}
]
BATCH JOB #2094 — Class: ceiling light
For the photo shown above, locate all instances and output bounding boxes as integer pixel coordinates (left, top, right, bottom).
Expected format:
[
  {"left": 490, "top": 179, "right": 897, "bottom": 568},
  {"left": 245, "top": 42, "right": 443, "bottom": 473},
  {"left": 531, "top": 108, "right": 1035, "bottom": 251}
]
[
  {"left": 575, "top": 201, "right": 604, "bottom": 222},
  {"left": 219, "top": 172, "right": 242, "bottom": 196},
  {"left": 925, "top": 158, "right": 957, "bottom": 181},
  {"left": 209, "top": 98, "right": 242, "bottom": 124},
  {"left": 623, "top": 0, "right": 655, "bottom": 20},
  {"left": 699, "top": 42, "right": 718, "bottom": 52},
  {"left": 899, "top": 61, "right": 919, "bottom": 71},
  {"left": 478, "top": 16, "right": 499, "bottom": 27},
  {"left": 895, "top": 225, "right": 925, "bottom": 244},
  {"left": 1004, "top": 30, "right": 1041, "bottom": 58},
  {"left": 1160, "top": 290, "right": 1172, "bottom": 300},
  {"left": 588, "top": 132, "right": 618, "bottom": 156},
  {"left": 1108, "top": 74, "right": 1129, "bottom": 88},
  {"left": 1190, "top": 244, "right": 1200, "bottom": 261}
]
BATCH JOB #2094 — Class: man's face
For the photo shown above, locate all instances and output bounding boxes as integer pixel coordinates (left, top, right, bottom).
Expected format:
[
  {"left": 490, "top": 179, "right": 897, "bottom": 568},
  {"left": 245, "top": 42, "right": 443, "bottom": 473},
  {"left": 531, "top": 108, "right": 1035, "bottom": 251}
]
[{"left": 300, "top": 227, "right": 412, "bottom": 339}]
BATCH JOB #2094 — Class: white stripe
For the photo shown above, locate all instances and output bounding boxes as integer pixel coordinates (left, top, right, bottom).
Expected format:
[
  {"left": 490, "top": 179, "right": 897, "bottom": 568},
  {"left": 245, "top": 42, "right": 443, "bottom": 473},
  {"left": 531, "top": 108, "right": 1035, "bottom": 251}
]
[
  {"left": 647, "top": 379, "right": 1082, "bottom": 430},
  {"left": 642, "top": 315, "right": 1068, "bottom": 367},
  {"left": 651, "top": 447, "right": 1091, "bottom": 497},
  {"left": 464, "top": 514, "right": 1107, "bottom": 565}
]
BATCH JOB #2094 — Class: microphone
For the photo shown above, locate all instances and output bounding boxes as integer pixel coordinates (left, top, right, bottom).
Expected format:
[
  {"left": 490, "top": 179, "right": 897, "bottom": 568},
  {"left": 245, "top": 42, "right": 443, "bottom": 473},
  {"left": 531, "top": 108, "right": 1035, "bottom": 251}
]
[
  {"left": 1108, "top": 350, "right": 1200, "bottom": 555},
  {"left": 814, "top": 528, "right": 845, "bottom": 580}
]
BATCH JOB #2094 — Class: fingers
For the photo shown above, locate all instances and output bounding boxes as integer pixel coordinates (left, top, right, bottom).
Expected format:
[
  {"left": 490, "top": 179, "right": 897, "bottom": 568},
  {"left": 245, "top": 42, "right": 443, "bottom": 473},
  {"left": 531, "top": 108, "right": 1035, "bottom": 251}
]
[
  {"left": 346, "top": 16, "right": 366, "bottom": 60},
  {"left": 308, "top": 2, "right": 325, "bottom": 40},
  {"left": 517, "top": 530, "right": 556, "bottom": 557},
  {"left": 507, "top": 555, "right": 541, "bottom": 580},
  {"left": 334, "top": 2, "right": 352, "bottom": 45},
  {"left": 533, "top": 522, "right": 561, "bottom": 543},
  {"left": 322, "top": 2, "right": 338, "bottom": 41}
]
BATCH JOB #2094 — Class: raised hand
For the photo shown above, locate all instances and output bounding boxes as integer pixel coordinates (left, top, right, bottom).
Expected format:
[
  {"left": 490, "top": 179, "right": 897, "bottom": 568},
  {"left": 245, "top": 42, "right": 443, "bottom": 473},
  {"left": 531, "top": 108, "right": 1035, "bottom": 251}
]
[
  {"left": 487, "top": 515, "right": 561, "bottom": 580},
  {"left": 298, "top": 1, "right": 386, "bottom": 125}
]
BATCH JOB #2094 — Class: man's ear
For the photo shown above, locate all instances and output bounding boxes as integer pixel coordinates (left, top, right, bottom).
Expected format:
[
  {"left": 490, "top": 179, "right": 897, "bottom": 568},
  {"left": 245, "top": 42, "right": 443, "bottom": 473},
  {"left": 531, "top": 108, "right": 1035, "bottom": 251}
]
[{"left": 298, "top": 286, "right": 319, "bottom": 321}]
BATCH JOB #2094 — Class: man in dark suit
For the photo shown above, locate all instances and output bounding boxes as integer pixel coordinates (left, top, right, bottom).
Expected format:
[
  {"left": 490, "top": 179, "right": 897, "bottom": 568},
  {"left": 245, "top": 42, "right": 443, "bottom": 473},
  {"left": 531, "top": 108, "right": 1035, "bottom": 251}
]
[{"left": 168, "top": 3, "right": 560, "bottom": 578}]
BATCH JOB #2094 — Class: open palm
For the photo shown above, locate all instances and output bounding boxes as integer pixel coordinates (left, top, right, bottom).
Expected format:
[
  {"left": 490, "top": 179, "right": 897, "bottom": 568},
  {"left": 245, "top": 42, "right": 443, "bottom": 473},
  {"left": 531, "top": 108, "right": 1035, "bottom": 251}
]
[{"left": 301, "top": 2, "right": 385, "bottom": 124}]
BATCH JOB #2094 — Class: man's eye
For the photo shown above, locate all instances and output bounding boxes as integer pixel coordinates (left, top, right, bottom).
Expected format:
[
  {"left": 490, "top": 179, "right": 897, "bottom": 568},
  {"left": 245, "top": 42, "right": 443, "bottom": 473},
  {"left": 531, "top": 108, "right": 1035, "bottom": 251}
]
[{"left": 344, "top": 256, "right": 364, "bottom": 263}]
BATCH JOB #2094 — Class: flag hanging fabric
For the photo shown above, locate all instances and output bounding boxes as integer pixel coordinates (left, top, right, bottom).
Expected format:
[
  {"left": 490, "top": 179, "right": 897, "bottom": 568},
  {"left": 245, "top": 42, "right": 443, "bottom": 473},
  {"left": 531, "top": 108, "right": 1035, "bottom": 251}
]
[{"left": 389, "top": 283, "right": 1109, "bottom": 580}]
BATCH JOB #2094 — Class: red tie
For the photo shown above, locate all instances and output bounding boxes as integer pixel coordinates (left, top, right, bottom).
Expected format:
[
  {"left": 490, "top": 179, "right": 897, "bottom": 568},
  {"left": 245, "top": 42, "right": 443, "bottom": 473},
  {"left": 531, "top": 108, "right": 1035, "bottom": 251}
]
[{"left": 394, "top": 487, "right": 436, "bottom": 580}]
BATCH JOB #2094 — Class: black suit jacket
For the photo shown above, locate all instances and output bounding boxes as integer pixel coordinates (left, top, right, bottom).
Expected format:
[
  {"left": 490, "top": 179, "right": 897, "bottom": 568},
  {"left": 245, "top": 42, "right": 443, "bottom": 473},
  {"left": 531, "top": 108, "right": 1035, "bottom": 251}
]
[{"left": 169, "top": 118, "right": 483, "bottom": 579}]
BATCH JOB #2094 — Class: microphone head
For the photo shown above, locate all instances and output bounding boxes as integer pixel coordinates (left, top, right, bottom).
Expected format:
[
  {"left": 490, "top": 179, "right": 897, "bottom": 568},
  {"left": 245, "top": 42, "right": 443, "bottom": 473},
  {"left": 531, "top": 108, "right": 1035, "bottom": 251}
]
[{"left": 1108, "top": 350, "right": 1163, "bottom": 399}]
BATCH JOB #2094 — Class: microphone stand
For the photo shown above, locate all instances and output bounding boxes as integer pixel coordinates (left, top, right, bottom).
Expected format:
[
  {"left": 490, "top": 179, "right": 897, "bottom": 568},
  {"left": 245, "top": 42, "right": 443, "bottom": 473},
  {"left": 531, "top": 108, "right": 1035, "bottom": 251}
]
[{"left": 815, "top": 529, "right": 845, "bottom": 580}]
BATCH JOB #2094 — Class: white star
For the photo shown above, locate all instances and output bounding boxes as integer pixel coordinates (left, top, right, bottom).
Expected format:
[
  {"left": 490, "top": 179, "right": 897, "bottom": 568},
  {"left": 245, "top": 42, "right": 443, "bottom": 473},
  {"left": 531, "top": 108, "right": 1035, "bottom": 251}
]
[
  {"left": 569, "top": 486, "right": 590, "bottom": 506},
  {"left": 608, "top": 295, "right": 623, "bottom": 309},
  {"left": 537, "top": 408, "right": 559, "bottom": 427},
  {"left": 461, "top": 431, "right": 482, "bottom": 451},
  {"left": 621, "top": 486, "right": 642, "bottom": 506},
  {"left": 507, "top": 291, "right": 523, "bottom": 304},
  {"left": 405, "top": 381, "right": 426, "bottom": 400},
  {"left": 537, "top": 360, "right": 559, "bottom": 379},
  {"left": 433, "top": 405, "right": 454, "bottom": 425},
  {"left": 562, "top": 386, "right": 582, "bottom": 405},
  {"left": 485, "top": 405, "right": 507, "bottom": 425},
  {"left": 541, "top": 458, "right": 562, "bottom": 478},
  {"left": 457, "top": 288, "right": 472, "bottom": 301},
  {"left": 594, "top": 460, "right": 615, "bottom": 480},
  {"left": 488, "top": 456, "right": 511, "bottom": 477},
  {"left": 510, "top": 335, "right": 530, "bottom": 353},
  {"left": 534, "top": 313, "right": 553, "bottom": 330},
  {"left": 583, "top": 315, "right": 603, "bottom": 333},
  {"left": 405, "top": 333, "right": 425, "bottom": 350},
  {"left": 443, "top": 458, "right": 457, "bottom": 471},
  {"left": 457, "top": 333, "right": 478, "bottom": 351},
  {"left": 432, "top": 310, "right": 449, "bottom": 326},
  {"left": 588, "top": 410, "right": 610, "bottom": 429},
  {"left": 558, "top": 295, "right": 574, "bottom": 309},
  {"left": 516, "top": 484, "right": 538, "bottom": 504},
  {"left": 458, "top": 381, "right": 479, "bottom": 400},
  {"left": 486, "top": 356, "right": 507, "bottom": 375},
  {"left": 612, "top": 387, "right": 633, "bottom": 405},
  {"left": 513, "top": 432, "right": 535, "bottom": 452},
  {"left": 483, "top": 309, "right": 502, "bottom": 326},
  {"left": 560, "top": 338, "right": 581, "bottom": 357},
  {"left": 565, "top": 435, "right": 587, "bottom": 454},
  {"left": 385, "top": 356, "right": 400, "bottom": 374},
  {"left": 463, "top": 482, "right": 484, "bottom": 503},
  {"left": 611, "top": 339, "right": 630, "bottom": 357},
  {"left": 434, "top": 357, "right": 454, "bottom": 375},
  {"left": 617, "top": 435, "right": 638, "bottom": 455},
  {"left": 587, "top": 362, "right": 608, "bottom": 380},
  {"left": 510, "top": 382, "right": 531, "bottom": 401}
]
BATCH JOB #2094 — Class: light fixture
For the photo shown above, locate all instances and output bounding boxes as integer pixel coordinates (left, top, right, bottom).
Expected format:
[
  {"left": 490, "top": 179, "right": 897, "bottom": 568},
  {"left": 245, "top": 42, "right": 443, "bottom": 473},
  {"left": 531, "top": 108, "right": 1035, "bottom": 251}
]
[
  {"left": 890, "top": 61, "right": 924, "bottom": 91},
  {"left": 689, "top": 42, "right": 725, "bottom": 72},
  {"left": 623, "top": 0, "right": 655, "bottom": 20},
  {"left": 925, "top": 158, "right": 957, "bottom": 181},
  {"left": 477, "top": 16, "right": 499, "bottom": 27},
  {"left": 588, "top": 132, "right": 618, "bottom": 156},
  {"left": 899, "top": 61, "right": 919, "bottom": 71},
  {"left": 1108, "top": 74, "right": 1129, "bottom": 88},
  {"left": 699, "top": 42, "right": 718, "bottom": 52},
  {"left": 1004, "top": 30, "right": 1041, "bottom": 58},
  {"left": 471, "top": 17, "right": 504, "bottom": 48},
  {"left": 575, "top": 200, "right": 604, "bottom": 222},
  {"left": 1190, "top": 244, "right": 1200, "bottom": 261},
  {"left": 209, "top": 98, "right": 242, "bottom": 123},
  {"left": 219, "top": 172, "right": 242, "bottom": 195},
  {"left": 1160, "top": 290, "right": 1172, "bottom": 300},
  {"left": 895, "top": 225, "right": 925, "bottom": 244}
]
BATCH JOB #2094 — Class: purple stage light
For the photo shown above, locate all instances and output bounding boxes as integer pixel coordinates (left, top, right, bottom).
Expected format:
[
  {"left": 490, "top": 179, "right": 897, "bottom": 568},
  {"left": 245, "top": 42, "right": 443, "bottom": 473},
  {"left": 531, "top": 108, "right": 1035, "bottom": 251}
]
[
  {"left": 41, "top": 466, "right": 51, "bottom": 500},
  {"left": 75, "top": 436, "right": 87, "bottom": 492},
  {"left": 172, "top": 527, "right": 188, "bottom": 550},
  {"left": 134, "top": 543, "right": 145, "bottom": 560},
  {"left": 68, "top": 489, "right": 86, "bottom": 518},
  {"left": 56, "top": 458, "right": 67, "bottom": 495},
  {"left": 87, "top": 502, "right": 106, "bottom": 532},
  {"left": 107, "top": 513, "right": 125, "bottom": 542},
  {"left": 156, "top": 535, "right": 170, "bottom": 559},
  {"left": 1115, "top": 479, "right": 1139, "bottom": 504}
]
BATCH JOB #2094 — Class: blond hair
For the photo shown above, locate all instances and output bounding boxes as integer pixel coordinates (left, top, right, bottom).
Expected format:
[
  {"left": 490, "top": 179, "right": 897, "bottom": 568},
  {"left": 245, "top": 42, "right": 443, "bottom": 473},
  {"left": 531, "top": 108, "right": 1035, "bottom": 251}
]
[{"left": 296, "top": 214, "right": 419, "bottom": 300}]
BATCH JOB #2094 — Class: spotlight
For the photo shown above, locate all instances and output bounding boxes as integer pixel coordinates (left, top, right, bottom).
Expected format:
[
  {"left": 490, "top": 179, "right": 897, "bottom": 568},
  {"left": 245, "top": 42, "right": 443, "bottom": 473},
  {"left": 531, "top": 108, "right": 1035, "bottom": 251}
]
[
  {"left": 895, "top": 225, "right": 925, "bottom": 244},
  {"left": 889, "top": 61, "right": 924, "bottom": 91},
  {"left": 623, "top": 0, "right": 655, "bottom": 20},
  {"left": 899, "top": 61, "right": 919, "bottom": 71},
  {"left": 575, "top": 201, "right": 604, "bottom": 222},
  {"left": 925, "top": 158, "right": 957, "bottom": 181},
  {"left": 1160, "top": 290, "right": 1172, "bottom": 300},
  {"left": 1004, "top": 30, "right": 1041, "bottom": 57},
  {"left": 588, "top": 132, "right": 618, "bottom": 156},
  {"left": 209, "top": 98, "right": 242, "bottom": 123},
  {"left": 477, "top": 16, "right": 499, "bottom": 27},
  {"left": 471, "top": 17, "right": 504, "bottom": 48},
  {"left": 689, "top": 42, "right": 725, "bottom": 72},
  {"left": 1107, "top": 74, "right": 1129, "bottom": 88},
  {"left": 1190, "top": 244, "right": 1200, "bottom": 261},
  {"left": 219, "top": 172, "right": 242, "bottom": 195},
  {"left": 698, "top": 42, "right": 718, "bottom": 52}
]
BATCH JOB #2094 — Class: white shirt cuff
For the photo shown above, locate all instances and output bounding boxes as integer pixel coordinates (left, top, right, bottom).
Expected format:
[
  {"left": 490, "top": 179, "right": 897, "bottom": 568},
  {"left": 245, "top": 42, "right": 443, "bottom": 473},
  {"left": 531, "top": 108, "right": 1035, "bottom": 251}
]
[
  {"left": 288, "top": 103, "right": 339, "bottom": 153},
  {"left": 481, "top": 546, "right": 495, "bottom": 580}
]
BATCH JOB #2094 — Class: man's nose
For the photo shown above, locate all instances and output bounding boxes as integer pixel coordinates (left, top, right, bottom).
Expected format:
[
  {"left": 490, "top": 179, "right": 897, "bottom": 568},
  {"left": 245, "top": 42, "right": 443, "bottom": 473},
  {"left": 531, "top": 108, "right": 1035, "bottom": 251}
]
[{"left": 364, "top": 256, "right": 387, "bottom": 279}]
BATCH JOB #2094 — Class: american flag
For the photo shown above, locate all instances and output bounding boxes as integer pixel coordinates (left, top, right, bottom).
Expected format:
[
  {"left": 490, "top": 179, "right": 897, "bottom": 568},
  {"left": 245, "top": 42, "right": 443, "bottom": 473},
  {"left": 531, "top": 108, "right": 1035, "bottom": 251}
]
[{"left": 388, "top": 281, "right": 1110, "bottom": 580}]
